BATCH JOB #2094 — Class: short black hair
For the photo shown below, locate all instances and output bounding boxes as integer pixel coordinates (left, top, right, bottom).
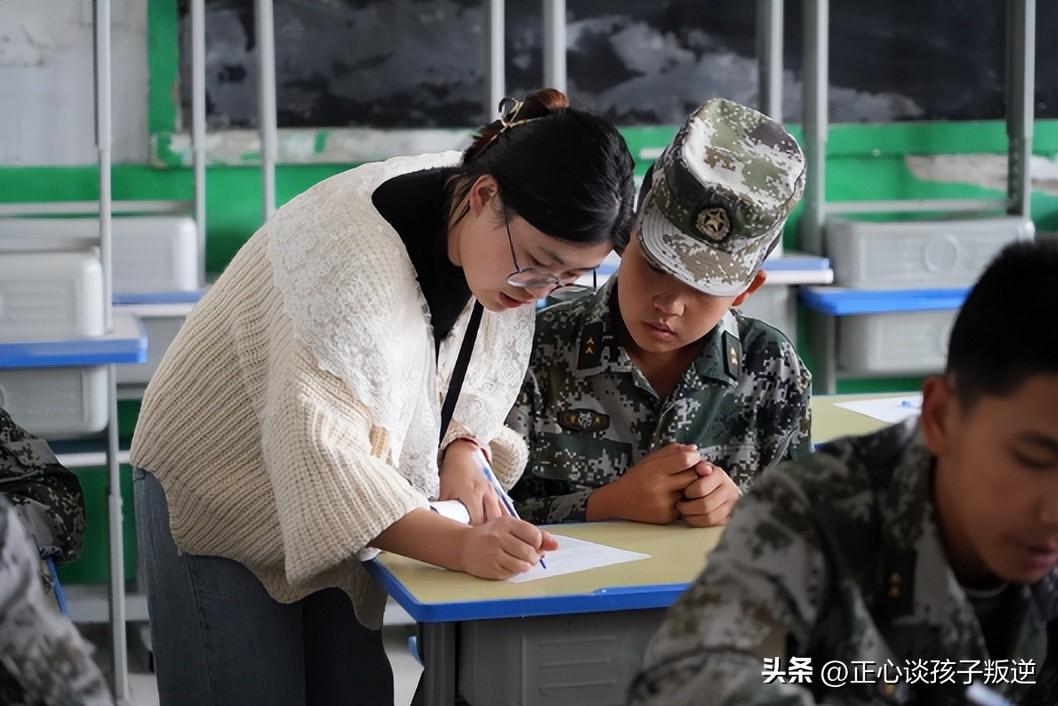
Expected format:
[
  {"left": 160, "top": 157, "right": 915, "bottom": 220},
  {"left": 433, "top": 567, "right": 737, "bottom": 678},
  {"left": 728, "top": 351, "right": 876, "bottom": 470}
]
[{"left": 947, "top": 238, "right": 1058, "bottom": 408}]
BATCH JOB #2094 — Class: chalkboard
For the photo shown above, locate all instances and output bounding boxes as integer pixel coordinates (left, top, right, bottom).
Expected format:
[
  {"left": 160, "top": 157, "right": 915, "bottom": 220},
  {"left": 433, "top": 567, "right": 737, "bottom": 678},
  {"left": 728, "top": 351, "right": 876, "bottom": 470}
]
[{"left": 177, "top": 0, "right": 1057, "bottom": 129}]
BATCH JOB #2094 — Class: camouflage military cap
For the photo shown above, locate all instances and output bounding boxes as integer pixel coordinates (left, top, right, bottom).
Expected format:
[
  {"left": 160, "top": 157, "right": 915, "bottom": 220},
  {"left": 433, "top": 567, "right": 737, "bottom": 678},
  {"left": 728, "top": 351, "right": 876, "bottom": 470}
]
[{"left": 636, "top": 97, "right": 806, "bottom": 296}]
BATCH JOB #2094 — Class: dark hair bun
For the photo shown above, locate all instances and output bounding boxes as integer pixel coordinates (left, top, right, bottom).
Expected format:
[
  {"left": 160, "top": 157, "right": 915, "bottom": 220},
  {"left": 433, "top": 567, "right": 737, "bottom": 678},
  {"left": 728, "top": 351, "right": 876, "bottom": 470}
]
[
  {"left": 465, "top": 89, "right": 571, "bottom": 163},
  {"left": 517, "top": 88, "right": 570, "bottom": 118}
]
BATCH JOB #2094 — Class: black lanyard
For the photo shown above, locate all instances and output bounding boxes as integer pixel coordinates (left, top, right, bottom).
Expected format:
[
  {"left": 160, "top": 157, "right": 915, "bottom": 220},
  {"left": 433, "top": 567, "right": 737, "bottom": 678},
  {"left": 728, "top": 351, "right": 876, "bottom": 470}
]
[{"left": 438, "top": 300, "right": 484, "bottom": 444}]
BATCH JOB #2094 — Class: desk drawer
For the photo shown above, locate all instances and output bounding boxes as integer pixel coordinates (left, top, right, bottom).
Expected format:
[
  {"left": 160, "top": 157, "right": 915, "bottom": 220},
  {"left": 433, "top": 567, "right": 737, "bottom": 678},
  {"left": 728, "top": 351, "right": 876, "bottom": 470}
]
[
  {"left": 0, "top": 251, "right": 104, "bottom": 342},
  {"left": 826, "top": 216, "right": 1033, "bottom": 289},
  {"left": 115, "top": 310, "right": 187, "bottom": 385},
  {"left": 459, "top": 609, "right": 662, "bottom": 706},
  {"left": 837, "top": 309, "right": 956, "bottom": 373},
  {"left": 0, "top": 216, "right": 198, "bottom": 296},
  {"left": 111, "top": 216, "right": 198, "bottom": 295},
  {"left": 0, "top": 366, "right": 108, "bottom": 438}
]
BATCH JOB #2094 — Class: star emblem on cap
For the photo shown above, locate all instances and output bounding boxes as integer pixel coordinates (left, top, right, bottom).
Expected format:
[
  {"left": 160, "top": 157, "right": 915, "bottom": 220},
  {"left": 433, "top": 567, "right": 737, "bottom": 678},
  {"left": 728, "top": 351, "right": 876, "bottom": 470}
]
[{"left": 695, "top": 207, "right": 731, "bottom": 241}]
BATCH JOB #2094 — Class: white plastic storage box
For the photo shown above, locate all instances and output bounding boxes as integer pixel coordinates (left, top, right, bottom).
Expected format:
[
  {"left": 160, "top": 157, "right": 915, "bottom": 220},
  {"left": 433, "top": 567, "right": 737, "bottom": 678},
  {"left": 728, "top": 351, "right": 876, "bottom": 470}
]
[
  {"left": 735, "top": 284, "right": 795, "bottom": 340},
  {"left": 837, "top": 309, "right": 957, "bottom": 374},
  {"left": 825, "top": 216, "right": 1034, "bottom": 289},
  {"left": 0, "top": 366, "right": 108, "bottom": 437},
  {"left": 115, "top": 304, "right": 190, "bottom": 385},
  {"left": 459, "top": 609, "right": 663, "bottom": 706},
  {"left": 112, "top": 216, "right": 198, "bottom": 294},
  {"left": 0, "top": 216, "right": 198, "bottom": 295},
  {"left": 0, "top": 251, "right": 104, "bottom": 342}
]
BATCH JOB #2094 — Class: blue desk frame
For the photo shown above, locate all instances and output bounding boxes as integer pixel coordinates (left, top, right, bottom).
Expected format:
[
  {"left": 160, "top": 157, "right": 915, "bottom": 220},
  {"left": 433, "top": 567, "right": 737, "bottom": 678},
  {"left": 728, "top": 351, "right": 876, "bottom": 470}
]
[
  {"left": 0, "top": 313, "right": 148, "bottom": 369},
  {"left": 369, "top": 562, "right": 689, "bottom": 623},
  {"left": 798, "top": 287, "right": 969, "bottom": 393},
  {"left": 112, "top": 289, "right": 205, "bottom": 306},
  {"left": 762, "top": 253, "right": 833, "bottom": 274}
]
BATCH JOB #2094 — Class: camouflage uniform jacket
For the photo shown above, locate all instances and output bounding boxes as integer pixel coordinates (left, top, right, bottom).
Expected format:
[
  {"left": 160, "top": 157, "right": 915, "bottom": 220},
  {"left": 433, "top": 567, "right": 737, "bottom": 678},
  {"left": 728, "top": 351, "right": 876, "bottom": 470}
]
[
  {"left": 0, "top": 497, "right": 113, "bottom": 706},
  {"left": 629, "top": 419, "right": 1058, "bottom": 706},
  {"left": 0, "top": 407, "right": 85, "bottom": 565},
  {"left": 508, "top": 278, "right": 811, "bottom": 524}
]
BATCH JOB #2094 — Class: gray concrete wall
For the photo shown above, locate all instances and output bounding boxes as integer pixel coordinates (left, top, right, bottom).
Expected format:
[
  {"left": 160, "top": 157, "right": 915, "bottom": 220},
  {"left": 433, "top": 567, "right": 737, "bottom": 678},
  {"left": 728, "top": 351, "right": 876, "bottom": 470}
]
[{"left": 0, "top": 0, "right": 147, "bottom": 165}]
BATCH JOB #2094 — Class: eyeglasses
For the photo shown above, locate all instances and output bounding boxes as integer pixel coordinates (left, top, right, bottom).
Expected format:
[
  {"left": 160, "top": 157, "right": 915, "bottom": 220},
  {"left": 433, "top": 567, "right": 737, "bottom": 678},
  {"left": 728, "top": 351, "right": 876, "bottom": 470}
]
[{"left": 503, "top": 217, "right": 597, "bottom": 303}]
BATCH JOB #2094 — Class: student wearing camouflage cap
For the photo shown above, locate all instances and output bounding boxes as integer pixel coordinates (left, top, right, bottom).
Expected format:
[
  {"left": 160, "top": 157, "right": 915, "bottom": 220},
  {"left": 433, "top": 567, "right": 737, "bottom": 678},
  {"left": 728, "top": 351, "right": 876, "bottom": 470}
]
[
  {"left": 630, "top": 240, "right": 1058, "bottom": 706},
  {"left": 508, "top": 97, "right": 811, "bottom": 528}
]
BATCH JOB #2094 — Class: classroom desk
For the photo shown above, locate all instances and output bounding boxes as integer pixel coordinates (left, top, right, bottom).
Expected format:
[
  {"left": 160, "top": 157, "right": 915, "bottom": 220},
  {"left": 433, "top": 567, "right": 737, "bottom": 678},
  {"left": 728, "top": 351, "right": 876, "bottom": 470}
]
[
  {"left": 366, "top": 394, "right": 913, "bottom": 704},
  {"left": 366, "top": 521, "right": 723, "bottom": 706},
  {"left": 810, "top": 392, "right": 915, "bottom": 445}
]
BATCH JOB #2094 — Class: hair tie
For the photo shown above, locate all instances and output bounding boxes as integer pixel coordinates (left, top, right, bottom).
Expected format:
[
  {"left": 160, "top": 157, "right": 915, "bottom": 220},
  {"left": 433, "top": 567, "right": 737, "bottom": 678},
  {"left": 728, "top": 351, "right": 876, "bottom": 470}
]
[
  {"left": 498, "top": 97, "right": 530, "bottom": 129},
  {"left": 477, "top": 97, "right": 545, "bottom": 155},
  {"left": 500, "top": 97, "right": 543, "bottom": 132}
]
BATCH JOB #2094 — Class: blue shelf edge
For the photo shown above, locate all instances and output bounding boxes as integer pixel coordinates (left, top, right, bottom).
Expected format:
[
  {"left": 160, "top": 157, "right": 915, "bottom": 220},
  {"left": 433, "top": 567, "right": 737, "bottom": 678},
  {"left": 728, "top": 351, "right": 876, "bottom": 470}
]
[
  {"left": 364, "top": 559, "right": 688, "bottom": 623},
  {"left": 762, "top": 255, "right": 831, "bottom": 272},
  {"left": 113, "top": 289, "right": 205, "bottom": 306},
  {"left": 0, "top": 314, "right": 148, "bottom": 369},
  {"left": 798, "top": 287, "right": 970, "bottom": 316}
]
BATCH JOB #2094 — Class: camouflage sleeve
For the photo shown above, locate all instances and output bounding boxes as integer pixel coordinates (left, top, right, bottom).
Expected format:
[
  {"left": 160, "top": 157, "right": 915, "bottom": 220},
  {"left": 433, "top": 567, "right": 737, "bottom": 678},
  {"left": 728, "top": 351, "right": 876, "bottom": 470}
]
[
  {"left": 507, "top": 368, "right": 596, "bottom": 524},
  {"left": 505, "top": 367, "right": 536, "bottom": 453},
  {"left": 509, "top": 353, "right": 609, "bottom": 525},
  {"left": 784, "top": 359, "right": 813, "bottom": 463},
  {"left": 10, "top": 498, "right": 61, "bottom": 561},
  {"left": 511, "top": 475, "right": 595, "bottom": 524},
  {"left": 507, "top": 368, "right": 546, "bottom": 522},
  {"left": 0, "top": 499, "right": 113, "bottom": 706},
  {"left": 756, "top": 339, "right": 813, "bottom": 470},
  {"left": 628, "top": 468, "right": 829, "bottom": 706},
  {"left": 0, "top": 408, "right": 86, "bottom": 564}
]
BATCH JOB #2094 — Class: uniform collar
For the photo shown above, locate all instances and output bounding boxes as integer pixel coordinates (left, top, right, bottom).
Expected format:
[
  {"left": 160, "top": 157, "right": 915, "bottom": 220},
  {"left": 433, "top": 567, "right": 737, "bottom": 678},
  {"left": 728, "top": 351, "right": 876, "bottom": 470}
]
[
  {"left": 571, "top": 278, "right": 634, "bottom": 377},
  {"left": 571, "top": 275, "right": 743, "bottom": 388},
  {"left": 692, "top": 309, "right": 742, "bottom": 387}
]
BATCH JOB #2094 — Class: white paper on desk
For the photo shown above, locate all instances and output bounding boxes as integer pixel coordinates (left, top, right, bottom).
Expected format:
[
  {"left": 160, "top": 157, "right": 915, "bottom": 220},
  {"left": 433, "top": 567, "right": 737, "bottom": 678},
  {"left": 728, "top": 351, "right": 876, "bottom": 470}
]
[
  {"left": 506, "top": 535, "right": 649, "bottom": 583},
  {"left": 834, "top": 394, "right": 922, "bottom": 424}
]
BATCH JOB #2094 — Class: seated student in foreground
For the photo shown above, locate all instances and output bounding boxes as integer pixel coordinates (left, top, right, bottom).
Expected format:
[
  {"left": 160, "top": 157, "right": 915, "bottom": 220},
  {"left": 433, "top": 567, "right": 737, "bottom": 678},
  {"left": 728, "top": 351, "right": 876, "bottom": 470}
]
[
  {"left": 0, "top": 407, "right": 112, "bottom": 706},
  {"left": 508, "top": 97, "right": 811, "bottom": 528},
  {"left": 629, "top": 239, "right": 1058, "bottom": 706}
]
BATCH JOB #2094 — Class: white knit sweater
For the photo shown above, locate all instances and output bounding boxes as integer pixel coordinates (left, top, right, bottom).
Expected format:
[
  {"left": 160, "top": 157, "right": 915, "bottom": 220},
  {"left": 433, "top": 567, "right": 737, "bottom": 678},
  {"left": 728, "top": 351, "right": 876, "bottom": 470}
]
[{"left": 130, "top": 153, "right": 535, "bottom": 628}]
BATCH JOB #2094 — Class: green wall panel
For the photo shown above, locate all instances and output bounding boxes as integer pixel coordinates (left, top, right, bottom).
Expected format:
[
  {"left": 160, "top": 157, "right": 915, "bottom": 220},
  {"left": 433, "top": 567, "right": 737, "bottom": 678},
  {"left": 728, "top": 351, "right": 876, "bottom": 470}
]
[{"left": 57, "top": 465, "right": 137, "bottom": 585}]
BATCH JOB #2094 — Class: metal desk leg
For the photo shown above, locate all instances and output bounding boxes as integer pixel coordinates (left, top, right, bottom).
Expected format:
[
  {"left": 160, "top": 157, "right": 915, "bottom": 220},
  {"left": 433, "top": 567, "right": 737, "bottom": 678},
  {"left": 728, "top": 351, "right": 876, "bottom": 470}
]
[
  {"left": 422, "top": 622, "right": 457, "bottom": 706},
  {"left": 808, "top": 308, "right": 838, "bottom": 394}
]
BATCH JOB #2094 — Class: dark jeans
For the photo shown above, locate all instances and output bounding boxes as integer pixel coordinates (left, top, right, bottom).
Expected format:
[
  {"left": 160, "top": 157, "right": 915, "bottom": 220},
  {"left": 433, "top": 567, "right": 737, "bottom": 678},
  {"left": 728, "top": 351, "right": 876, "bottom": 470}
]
[{"left": 134, "top": 469, "right": 394, "bottom": 706}]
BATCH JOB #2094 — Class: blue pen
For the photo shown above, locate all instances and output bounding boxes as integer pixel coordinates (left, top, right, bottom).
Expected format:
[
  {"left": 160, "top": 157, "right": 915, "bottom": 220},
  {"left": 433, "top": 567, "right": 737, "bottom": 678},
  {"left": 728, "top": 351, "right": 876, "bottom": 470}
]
[
  {"left": 477, "top": 449, "right": 547, "bottom": 569},
  {"left": 900, "top": 399, "right": 921, "bottom": 409}
]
